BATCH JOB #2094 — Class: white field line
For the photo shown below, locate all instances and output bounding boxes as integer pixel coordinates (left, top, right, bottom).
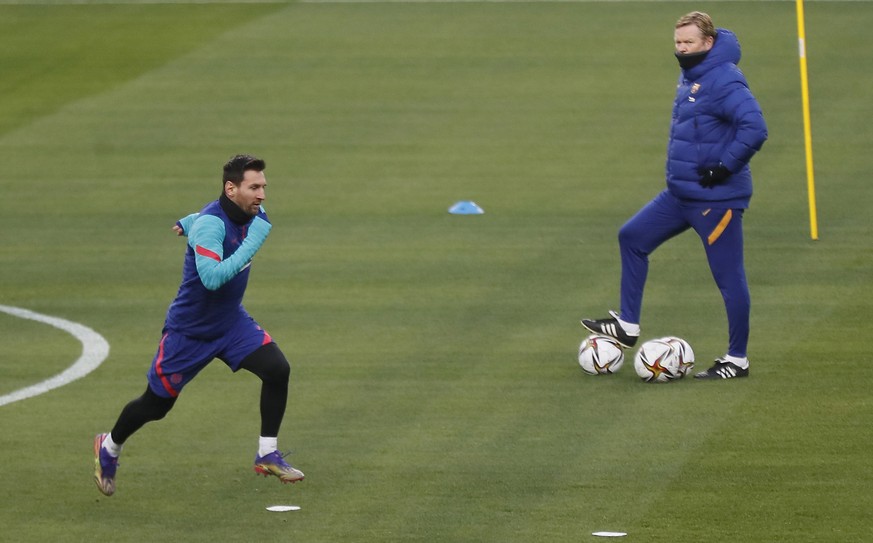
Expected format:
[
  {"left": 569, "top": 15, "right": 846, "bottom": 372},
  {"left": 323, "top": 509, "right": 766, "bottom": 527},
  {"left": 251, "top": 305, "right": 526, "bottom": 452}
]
[{"left": 0, "top": 305, "right": 110, "bottom": 407}]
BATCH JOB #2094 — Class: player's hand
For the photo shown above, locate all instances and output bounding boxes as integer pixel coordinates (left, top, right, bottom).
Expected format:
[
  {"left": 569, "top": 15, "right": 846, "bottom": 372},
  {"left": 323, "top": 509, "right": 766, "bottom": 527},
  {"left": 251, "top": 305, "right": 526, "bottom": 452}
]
[
  {"left": 698, "top": 163, "right": 731, "bottom": 188},
  {"left": 172, "top": 225, "right": 184, "bottom": 236}
]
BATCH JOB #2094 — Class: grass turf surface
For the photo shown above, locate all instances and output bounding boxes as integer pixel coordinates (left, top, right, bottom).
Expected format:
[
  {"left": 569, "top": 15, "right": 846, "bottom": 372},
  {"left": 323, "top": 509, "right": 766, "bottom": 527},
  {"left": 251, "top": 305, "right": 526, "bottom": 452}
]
[{"left": 1, "top": 1, "right": 871, "bottom": 541}]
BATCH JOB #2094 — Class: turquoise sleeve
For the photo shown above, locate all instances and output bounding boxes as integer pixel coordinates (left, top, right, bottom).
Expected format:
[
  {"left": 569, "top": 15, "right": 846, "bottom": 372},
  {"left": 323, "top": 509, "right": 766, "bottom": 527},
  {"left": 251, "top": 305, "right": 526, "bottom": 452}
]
[
  {"left": 175, "top": 213, "right": 200, "bottom": 236},
  {"left": 189, "top": 215, "right": 272, "bottom": 291}
]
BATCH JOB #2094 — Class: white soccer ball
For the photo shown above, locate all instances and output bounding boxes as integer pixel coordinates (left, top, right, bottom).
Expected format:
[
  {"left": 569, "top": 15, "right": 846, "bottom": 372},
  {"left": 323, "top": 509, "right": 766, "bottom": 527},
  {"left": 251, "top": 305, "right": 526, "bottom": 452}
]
[
  {"left": 633, "top": 337, "right": 692, "bottom": 382},
  {"left": 578, "top": 334, "right": 625, "bottom": 375},
  {"left": 659, "top": 336, "right": 695, "bottom": 377}
]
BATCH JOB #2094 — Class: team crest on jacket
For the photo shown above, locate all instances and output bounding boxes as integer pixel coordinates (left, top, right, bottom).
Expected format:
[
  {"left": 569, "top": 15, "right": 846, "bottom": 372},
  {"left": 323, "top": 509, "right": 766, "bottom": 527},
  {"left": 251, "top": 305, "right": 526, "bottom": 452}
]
[{"left": 691, "top": 83, "right": 701, "bottom": 94}]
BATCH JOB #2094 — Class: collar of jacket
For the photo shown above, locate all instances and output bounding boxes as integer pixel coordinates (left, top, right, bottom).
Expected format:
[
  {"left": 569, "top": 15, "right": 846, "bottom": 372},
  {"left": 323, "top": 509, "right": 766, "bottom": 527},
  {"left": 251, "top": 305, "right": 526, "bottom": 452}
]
[{"left": 219, "top": 192, "right": 252, "bottom": 225}]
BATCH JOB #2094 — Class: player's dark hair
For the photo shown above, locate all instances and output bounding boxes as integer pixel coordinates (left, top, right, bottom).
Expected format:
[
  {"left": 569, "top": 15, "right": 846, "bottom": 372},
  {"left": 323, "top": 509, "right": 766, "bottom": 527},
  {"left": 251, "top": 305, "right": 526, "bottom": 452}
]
[{"left": 223, "top": 154, "right": 266, "bottom": 186}]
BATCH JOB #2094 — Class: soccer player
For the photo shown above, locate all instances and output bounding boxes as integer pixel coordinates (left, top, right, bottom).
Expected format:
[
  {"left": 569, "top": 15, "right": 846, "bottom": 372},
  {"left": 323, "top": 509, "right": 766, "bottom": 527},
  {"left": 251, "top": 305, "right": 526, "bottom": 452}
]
[
  {"left": 94, "top": 154, "right": 303, "bottom": 496},
  {"left": 581, "top": 12, "right": 768, "bottom": 380}
]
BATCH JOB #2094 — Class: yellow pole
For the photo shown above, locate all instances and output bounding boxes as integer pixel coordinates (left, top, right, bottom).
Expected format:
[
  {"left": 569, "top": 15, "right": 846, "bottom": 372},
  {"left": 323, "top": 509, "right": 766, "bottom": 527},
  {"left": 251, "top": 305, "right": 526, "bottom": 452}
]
[{"left": 796, "top": 0, "right": 819, "bottom": 240}]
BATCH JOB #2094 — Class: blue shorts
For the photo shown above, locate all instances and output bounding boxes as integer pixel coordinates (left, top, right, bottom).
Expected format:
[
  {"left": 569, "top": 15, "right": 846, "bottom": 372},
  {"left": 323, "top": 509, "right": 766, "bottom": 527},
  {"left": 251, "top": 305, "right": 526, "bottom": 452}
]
[{"left": 147, "top": 317, "right": 273, "bottom": 398}]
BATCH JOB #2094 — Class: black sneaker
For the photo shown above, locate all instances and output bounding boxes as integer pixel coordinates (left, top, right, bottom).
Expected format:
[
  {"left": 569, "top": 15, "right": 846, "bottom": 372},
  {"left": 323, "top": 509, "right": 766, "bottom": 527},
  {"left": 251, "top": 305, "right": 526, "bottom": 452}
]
[
  {"left": 580, "top": 310, "right": 638, "bottom": 348},
  {"left": 694, "top": 358, "right": 749, "bottom": 380}
]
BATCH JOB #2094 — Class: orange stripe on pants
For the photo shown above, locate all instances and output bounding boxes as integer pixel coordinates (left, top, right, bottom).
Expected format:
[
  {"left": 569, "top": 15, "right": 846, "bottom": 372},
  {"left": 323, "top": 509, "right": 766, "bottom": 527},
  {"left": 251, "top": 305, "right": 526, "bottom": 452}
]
[{"left": 707, "top": 209, "right": 733, "bottom": 246}]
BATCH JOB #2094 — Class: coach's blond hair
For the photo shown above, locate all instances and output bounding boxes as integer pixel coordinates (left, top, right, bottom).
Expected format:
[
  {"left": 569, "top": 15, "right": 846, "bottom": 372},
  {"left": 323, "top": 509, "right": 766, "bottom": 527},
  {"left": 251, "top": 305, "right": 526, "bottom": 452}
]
[{"left": 675, "top": 11, "right": 717, "bottom": 39}]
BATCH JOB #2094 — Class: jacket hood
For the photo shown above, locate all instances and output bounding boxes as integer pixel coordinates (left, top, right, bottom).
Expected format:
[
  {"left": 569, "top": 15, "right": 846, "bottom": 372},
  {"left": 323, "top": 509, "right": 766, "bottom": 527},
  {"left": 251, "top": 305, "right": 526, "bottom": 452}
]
[{"left": 683, "top": 28, "right": 741, "bottom": 79}]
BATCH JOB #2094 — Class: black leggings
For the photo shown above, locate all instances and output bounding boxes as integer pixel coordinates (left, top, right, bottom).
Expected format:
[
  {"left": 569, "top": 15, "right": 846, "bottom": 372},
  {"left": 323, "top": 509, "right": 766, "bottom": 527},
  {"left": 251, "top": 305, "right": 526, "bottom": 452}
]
[
  {"left": 239, "top": 342, "right": 290, "bottom": 437},
  {"left": 110, "top": 342, "right": 290, "bottom": 444}
]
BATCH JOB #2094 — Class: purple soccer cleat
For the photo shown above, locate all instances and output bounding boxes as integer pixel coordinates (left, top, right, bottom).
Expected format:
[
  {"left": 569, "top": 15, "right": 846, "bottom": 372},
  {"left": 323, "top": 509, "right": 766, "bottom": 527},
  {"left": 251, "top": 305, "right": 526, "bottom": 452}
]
[
  {"left": 93, "top": 433, "right": 119, "bottom": 496},
  {"left": 253, "top": 451, "right": 304, "bottom": 484}
]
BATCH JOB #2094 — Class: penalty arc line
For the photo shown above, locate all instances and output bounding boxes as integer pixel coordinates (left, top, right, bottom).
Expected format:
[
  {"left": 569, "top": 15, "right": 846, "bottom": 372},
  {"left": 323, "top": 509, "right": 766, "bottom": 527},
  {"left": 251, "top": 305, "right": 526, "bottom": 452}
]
[{"left": 0, "top": 304, "right": 110, "bottom": 407}]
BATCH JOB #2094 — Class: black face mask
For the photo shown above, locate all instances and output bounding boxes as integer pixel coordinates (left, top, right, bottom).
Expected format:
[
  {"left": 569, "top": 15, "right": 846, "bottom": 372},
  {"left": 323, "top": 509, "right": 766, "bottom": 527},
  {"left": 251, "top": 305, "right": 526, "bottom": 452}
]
[{"left": 675, "top": 49, "right": 710, "bottom": 70}]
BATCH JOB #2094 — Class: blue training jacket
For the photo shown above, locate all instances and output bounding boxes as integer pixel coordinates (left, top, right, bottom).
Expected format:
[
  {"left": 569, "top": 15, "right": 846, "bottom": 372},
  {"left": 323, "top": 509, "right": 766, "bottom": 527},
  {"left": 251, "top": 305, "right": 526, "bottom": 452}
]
[
  {"left": 666, "top": 28, "right": 768, "bottom": 208},
  {"left": 163, "top": 199, "right": 271, "bottom": 340}
]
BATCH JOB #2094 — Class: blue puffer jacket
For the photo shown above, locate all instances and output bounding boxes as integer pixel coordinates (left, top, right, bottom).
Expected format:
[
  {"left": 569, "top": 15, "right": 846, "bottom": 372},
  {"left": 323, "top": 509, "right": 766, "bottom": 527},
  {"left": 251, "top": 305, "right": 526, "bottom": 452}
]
[{"left": 665, "top": 29, "right": 768, "bottom": 208}]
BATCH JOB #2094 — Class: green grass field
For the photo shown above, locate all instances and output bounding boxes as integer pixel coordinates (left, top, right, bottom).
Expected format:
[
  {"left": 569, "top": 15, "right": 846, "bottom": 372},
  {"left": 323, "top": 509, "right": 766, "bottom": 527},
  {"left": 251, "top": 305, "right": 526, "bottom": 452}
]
[{"left": 1, "top": 1, "right": 871, "bottom": 541}]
